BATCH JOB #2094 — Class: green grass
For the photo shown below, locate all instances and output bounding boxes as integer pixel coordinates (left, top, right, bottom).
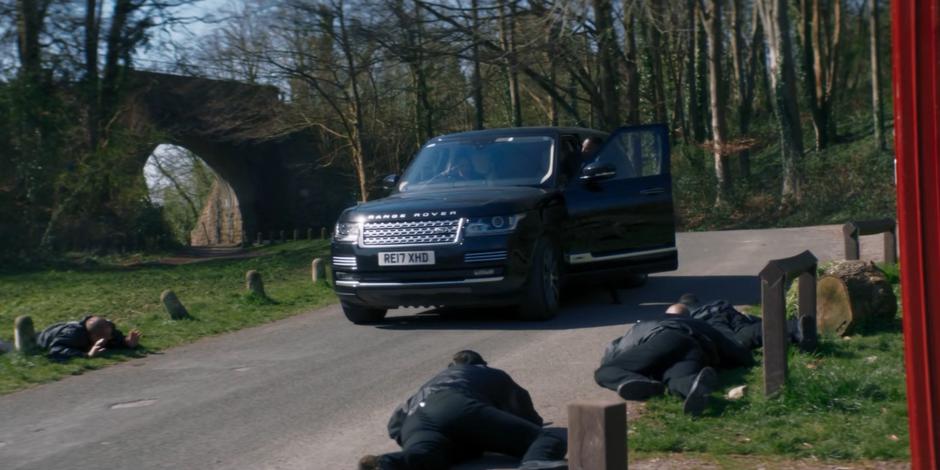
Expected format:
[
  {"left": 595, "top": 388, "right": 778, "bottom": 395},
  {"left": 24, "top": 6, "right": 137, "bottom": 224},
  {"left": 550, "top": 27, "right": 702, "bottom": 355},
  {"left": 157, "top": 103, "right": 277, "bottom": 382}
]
[
  {"left": 0, "top": 241, "right": 336, "bottom": 395},
  {"left": 631, "top": 270, "right": 909, "bottom": 461}
]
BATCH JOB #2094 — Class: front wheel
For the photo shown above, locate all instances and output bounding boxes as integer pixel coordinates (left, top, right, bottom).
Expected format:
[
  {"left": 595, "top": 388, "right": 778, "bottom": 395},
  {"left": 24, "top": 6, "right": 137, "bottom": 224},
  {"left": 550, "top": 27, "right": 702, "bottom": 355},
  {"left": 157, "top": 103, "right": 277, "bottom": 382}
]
[
  {"left": 622, "top": 272, "right": 648, "bottom": 288},
  {"left": 341, "top": 301, "right": 387, "bottom": 324},
  {"left": 518, "top": 237, "right": 561, "bottom": 321}
]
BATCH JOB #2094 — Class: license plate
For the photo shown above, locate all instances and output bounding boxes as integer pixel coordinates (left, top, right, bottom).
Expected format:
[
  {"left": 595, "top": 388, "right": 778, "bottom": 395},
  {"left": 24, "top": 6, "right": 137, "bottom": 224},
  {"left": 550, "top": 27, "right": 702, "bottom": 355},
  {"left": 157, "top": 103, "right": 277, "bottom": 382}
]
[{"left": 378, "top": 251, "right": 436, "bottom": 266}]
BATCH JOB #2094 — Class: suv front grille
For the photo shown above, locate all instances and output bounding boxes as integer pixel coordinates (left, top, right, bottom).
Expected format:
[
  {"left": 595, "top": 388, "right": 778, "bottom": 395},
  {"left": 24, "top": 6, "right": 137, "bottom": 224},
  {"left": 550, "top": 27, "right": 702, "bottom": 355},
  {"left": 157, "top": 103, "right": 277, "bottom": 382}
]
[{"left": 361, "top": 219, "right": 462, "bottom": 247}]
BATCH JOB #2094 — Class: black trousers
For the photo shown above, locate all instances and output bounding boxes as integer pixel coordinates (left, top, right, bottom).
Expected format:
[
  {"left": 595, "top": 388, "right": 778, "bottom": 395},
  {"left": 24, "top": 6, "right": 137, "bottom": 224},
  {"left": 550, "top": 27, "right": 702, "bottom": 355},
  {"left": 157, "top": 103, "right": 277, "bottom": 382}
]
[
  {"left": 594, "top": 329, "right": 706, "bottom": 398},
  {"left": 380, "top": 390, "right": 566, "bottom": 469}
]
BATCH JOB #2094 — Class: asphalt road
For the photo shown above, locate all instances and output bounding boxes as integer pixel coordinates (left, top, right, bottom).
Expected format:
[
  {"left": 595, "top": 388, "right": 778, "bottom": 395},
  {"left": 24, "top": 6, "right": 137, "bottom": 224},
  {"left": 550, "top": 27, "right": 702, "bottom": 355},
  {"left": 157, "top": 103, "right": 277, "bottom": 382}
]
[{"left": 0, "top": 225, "right": 887, "bottom": 470}]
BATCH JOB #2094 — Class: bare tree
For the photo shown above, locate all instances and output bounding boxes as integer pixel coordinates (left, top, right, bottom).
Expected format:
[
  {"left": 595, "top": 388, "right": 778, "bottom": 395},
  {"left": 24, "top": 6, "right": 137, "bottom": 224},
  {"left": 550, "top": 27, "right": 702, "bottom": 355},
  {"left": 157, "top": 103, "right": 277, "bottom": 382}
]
[
  {"left": 799, "top": 0, "right": 841, "bottom": 150},
  {"left": 470, "top": 0, "right": 485, "bottom": 129},
  {"left": 700, "top": 0, "right": 730, "bottom": 205},
  {"left": 868, "top": 0, "right": 885, "bottom": 150},
  {"left": 758, "top": 0, "right": 804, "bottom": 202},
  {"left": 729, "top": 0, "right": 762, "bottom": 178}
]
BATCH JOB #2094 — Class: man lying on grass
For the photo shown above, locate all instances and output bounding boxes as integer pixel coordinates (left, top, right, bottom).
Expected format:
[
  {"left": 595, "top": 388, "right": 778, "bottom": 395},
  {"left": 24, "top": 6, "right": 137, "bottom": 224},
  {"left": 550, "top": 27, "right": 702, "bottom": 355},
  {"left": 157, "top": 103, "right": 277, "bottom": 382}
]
[
  {"left": 597, "top": 294, "right": 805, "bottom": 416},
  {"left": 36, "top": 315, "right": 141, "bottom": 360}
]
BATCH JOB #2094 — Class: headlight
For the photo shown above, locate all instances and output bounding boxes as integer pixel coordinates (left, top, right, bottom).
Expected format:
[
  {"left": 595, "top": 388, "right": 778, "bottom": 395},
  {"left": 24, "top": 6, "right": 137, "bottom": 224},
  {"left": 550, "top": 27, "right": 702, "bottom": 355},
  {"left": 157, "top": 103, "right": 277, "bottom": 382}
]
[
  {"left": 464, "top": 214, "right": 526, "bottom": 237},
  {"left": 333, "top": 222, "right": 360, "bottom": 243}
]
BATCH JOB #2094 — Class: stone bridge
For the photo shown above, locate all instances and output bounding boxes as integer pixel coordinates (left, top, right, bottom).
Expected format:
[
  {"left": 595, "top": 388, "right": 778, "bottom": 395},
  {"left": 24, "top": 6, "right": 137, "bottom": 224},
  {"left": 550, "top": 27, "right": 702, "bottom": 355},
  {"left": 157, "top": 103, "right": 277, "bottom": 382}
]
[{"left": 126, "top": 70, "right": 351, "bottom": 246}]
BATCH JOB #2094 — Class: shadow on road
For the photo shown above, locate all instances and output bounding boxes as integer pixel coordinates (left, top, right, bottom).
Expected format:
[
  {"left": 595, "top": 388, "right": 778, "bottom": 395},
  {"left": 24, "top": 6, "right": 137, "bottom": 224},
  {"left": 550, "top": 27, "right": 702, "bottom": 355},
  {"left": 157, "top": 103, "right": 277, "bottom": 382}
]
[{"left": 375, "top": 275, "right": 758, "bottom": 331}]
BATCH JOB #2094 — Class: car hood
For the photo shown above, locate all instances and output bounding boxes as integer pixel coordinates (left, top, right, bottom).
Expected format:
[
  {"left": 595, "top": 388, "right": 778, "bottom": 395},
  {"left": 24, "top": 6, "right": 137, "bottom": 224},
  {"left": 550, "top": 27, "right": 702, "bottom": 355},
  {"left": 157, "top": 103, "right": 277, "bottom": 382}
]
[{"left": 340, "top": 186, "right": 554, "bottom": 221}]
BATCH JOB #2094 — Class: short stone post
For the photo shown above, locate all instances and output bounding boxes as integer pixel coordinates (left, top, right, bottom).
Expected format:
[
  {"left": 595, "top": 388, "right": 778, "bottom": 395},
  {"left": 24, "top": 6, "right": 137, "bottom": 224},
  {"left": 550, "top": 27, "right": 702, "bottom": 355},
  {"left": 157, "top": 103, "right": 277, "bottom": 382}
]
[
  {"left": 568, "top": 400, "right": 627, "bottom": 470},
  {"left": 268, "top": 231, "right": 275, "bottom": 244},
  {"left": 246, "top": 270, "right": 266, "bottom": 297},
  {"left": 14, "top": 315, "right": 37, "bottom": 353},
  {"left": 161, "top": 290, "right": 190, "bottom": 320},
  {"left": 293, "top": 229, "right": 299, "bottom": 241},
  {"left": 320, "top": 227, "right": 327, "bottom": 239},
  {"left": 307, "top": 228, "right": 313, "bottom": 240},
  {"left": 256, "top": 232, "right": 262, "bottom": 245},
  {"left": 312, "top": 258, "right": 326, "bottom": 283},
  {"left": 241, "top": 230, "right": 249, "bottom": 247},
  {"left": 279, "top": 230, "right": 285, "bottom": 243}
]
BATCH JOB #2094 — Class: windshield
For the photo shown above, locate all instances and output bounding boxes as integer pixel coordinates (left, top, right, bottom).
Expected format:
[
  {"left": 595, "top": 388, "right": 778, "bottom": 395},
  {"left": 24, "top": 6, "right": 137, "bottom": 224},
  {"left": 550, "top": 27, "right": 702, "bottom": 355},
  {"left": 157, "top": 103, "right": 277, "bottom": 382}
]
[{"left": 397, "top": 135, "right": 555, "bottom": 192}]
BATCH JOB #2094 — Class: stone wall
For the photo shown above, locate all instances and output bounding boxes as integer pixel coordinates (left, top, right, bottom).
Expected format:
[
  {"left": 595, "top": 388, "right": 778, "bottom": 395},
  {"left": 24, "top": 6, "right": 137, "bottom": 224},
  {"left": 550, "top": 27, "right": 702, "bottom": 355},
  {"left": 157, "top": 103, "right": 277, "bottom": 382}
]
[{"left": 190, "top": 180, "right": 243, "bottom": 246}]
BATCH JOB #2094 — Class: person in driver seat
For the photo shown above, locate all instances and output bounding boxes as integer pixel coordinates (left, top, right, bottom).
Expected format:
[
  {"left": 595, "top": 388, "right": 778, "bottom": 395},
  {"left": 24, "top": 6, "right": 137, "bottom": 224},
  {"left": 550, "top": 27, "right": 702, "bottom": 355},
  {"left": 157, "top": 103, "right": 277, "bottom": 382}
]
[
  {"left": 439, "top": 153, "right": 484, "bottom": 181},
  {"left": 359, "top": 350, "right": 567, "bottom": 470}
]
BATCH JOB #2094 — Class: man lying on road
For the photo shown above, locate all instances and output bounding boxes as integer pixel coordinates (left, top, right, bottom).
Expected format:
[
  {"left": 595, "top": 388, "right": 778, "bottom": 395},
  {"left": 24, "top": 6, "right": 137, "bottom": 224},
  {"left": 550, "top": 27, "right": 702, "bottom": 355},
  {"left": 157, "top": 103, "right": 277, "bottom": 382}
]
[
  {"left": 36, "top": 315, "right": 141, "bottom": 360},
  {"left": 594, "top": 303, "right": 754, "bottom": 416},
  {"left": 359, "top": 350, "right": 567, "bottom": 470}
]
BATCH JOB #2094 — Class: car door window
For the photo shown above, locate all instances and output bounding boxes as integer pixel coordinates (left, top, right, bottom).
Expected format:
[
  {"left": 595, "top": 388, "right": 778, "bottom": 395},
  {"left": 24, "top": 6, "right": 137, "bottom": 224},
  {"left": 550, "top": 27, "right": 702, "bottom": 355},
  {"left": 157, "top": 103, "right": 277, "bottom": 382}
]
[{"left": 593, "top": 127, "right": 666, "bottom": 180}]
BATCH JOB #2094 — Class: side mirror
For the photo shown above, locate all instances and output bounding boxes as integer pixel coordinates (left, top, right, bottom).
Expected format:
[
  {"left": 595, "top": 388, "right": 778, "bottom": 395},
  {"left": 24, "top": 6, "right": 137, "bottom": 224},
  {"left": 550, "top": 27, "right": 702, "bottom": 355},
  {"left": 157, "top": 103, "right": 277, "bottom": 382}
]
[
  {"left": 579, "top": 162, "right": 616, "bottom": 182},
  {"left": 382, "top": 174, "right": 400, "bottom": 190}
]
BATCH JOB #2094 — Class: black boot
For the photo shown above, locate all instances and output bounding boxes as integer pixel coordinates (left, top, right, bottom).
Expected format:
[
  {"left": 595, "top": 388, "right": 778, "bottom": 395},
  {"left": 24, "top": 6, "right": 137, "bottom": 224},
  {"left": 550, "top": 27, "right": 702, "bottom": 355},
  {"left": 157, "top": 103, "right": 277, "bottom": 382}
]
[{"left": 682, "top": 367, "right": 717, "bottom": 416}]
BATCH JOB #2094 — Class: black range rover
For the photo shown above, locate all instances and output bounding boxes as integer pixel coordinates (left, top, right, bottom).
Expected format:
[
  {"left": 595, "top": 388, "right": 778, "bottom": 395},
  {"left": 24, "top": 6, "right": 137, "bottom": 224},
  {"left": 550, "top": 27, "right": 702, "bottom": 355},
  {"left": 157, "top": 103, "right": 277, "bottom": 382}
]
[{"left": 331, "top": 125, "right": 677, "bottom": 324}]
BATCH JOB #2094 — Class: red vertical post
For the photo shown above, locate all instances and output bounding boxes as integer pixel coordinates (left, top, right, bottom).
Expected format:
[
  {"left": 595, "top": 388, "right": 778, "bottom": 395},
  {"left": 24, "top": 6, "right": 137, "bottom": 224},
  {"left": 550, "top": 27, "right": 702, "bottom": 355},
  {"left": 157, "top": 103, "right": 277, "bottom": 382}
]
[{"left": 890, "top": 0, "right": 940, "bottom": 468}]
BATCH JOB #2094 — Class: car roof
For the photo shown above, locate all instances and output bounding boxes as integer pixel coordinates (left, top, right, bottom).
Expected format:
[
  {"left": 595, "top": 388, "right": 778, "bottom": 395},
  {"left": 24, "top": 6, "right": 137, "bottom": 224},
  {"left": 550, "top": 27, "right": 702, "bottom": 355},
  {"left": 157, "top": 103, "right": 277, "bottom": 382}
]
[{"left": 430, "top": 126, "right": 607, "bottom": 142}]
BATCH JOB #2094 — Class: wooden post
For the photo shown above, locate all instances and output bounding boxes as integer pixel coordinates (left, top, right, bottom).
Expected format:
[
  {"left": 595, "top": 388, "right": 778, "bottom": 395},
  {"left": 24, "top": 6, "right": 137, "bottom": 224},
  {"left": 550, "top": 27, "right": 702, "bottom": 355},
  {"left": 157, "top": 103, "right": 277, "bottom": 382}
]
[
  {"left": 885, "top": 229, "right": 898, "bottom": 265},
  {"left": 843, "top": 219, "right": 897, "bottom": 264},
  {"left": 760, "top": 267, "right": 788, "bottom": 396},
  {"left": 759, "top": 250, "right": 818, "bottom": 396},
  {"left": 161, "top": 290, "right": 190, "bottom": 320},
  {"left": 798, "top": 270, "right": 817, "bottom": 351},
  {"left": 568, "top": 400, "right": 627, "bottom": 470},
  {"left": 312, "top": 258, "right": 326, "bottom": 283},
  {"left": 246, "top": 270, "right": 266, "bottom": 297},
  {"left": 14, "top": 315, "right": 37, "bottom": 353}
]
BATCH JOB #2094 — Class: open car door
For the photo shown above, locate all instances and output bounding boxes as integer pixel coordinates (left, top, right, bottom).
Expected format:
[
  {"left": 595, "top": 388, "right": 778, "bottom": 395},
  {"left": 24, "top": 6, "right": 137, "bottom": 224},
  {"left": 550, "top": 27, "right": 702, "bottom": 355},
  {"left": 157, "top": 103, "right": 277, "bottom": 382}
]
[{"left": 562, "top": 124, "right": 678, "bottom": 274}]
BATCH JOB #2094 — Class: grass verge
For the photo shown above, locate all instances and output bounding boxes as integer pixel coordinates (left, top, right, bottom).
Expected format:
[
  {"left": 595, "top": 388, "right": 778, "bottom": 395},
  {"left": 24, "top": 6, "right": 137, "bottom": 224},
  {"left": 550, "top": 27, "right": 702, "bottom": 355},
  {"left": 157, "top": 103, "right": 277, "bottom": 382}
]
[
  {"left": 630, "top": 267, "right": 908, "bottom": 462},
  {"left": 0, "top": 241, "right": 336, "bottom": 395}
]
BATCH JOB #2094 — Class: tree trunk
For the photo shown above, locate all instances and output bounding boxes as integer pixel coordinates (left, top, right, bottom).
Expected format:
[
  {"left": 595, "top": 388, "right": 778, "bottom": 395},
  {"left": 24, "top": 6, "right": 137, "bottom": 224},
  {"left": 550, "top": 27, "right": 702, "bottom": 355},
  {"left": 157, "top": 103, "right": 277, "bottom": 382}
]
[
  {"left": 84, "top": 0, "right": 101, "bottom": 149},
  {"left": 411, "top": 2, "right": 433, "bottom": 144},
  {"left": 731, "top": 0, "right": 761, "bottom": 179},
  {"left": 694, "top": 0, "right": 709, "bottom": 142},
  {"left": 644, "top": 2, "right": 668, "bottom": 124},
  {"left": 799, "top": 0, "right": 840, "bottom": 151},
  {"left": 15, "top": 0, "right": 46, "bottom": 78},
  {"left": 701, "top": 0, "right": 730, "bottom": 205},
  {"left": 499, "top": 0, "right": 522, "bottom": 127},
  {"left": 471, "top": 0, "right": 485, "bottom": 130},
  {"left": 623, "top": 1, "right": 640, "bottom": 125},
  {"left": 817, "top": 260, "right": 897, "bottom": 335},
  {"left": 337, "top": 0, "right": 369, "bottom": 201},
  {"left": 686, "top": 0, "right": 699, "bottom": 142},
  {"left": 593, "top": 0, "right": 621, "bottom": 129},
  {"left": 758, "top": 0, "right": 804, "bottom": 203},
  {"left": 869, "top": 0, "right": 885, "bottom": 150}
]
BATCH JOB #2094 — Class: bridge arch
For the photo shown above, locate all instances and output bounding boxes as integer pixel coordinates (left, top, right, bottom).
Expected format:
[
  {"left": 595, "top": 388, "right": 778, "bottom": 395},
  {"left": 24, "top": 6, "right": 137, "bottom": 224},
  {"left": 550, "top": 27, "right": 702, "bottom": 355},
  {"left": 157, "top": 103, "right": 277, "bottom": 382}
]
[{"left": 126, "top": 71, "right": 350, "bottom": 245}]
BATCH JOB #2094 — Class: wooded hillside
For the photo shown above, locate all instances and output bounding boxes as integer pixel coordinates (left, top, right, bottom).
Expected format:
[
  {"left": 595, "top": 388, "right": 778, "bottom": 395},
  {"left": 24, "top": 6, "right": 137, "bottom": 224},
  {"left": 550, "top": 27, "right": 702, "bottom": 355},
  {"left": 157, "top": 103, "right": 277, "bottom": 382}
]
[{"left": 0, "top": 0, "right": 895, "bottom": 258}]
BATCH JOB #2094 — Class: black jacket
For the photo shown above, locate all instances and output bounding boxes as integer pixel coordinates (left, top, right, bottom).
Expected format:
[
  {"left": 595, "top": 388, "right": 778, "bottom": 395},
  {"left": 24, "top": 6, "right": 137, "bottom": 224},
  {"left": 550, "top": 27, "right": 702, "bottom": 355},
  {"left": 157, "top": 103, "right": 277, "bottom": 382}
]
[
  {"left": 691, "top": 300, "right": 764, "bottom": 350},
  {"left": 601, "top": 316, "right": 755, "bottom": 369},
  {"left": 387, "top": 364, "right": 542, "bottom": 443},
  {"left": 36, "top": 316, "right": 127, "bottom": 360}
]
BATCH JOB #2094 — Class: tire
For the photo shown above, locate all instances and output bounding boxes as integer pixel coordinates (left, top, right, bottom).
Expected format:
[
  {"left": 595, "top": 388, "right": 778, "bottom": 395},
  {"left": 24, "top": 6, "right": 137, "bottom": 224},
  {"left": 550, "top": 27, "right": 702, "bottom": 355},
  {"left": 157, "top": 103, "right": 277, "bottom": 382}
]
[
  {"left": 518, "top": 237, "right": 561, "bottom": 321},
  {"left": 622, "top": 272, "right": 648, "bottom": 288},
  {"left": 341, "top": 301, "right": 387, "bottom": 324}
]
